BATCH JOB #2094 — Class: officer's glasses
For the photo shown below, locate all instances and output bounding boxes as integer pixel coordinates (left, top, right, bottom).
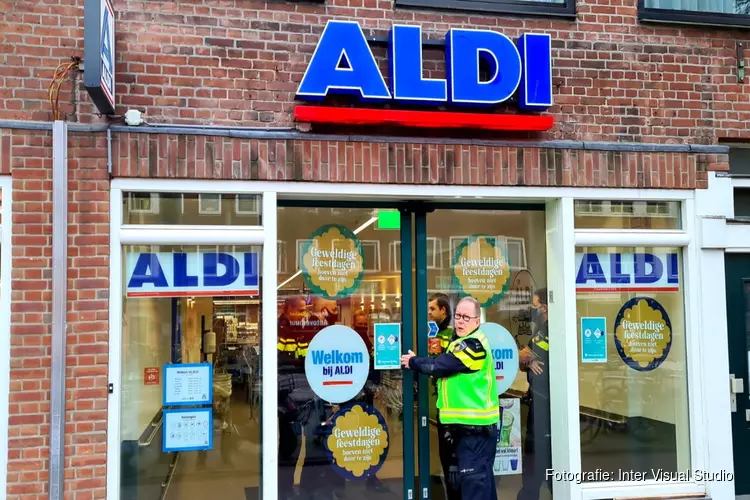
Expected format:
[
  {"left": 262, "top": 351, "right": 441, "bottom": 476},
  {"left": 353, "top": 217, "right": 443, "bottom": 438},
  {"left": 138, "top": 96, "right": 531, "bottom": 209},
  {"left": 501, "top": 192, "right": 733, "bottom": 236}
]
[{"left": 454, "top": 313, "right": 478, "bottom": 323}]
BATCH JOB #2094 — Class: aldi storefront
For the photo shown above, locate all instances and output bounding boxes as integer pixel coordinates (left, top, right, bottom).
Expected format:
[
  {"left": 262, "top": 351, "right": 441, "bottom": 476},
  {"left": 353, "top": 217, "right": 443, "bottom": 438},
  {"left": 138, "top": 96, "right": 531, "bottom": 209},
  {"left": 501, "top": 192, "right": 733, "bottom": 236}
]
[
  {"left": 107, "top": 172, "right": 715, "bottom": 500},
  {"left": 101, "top": 17, "right": 724, "bottom": 500},
  {"left": 0, "top": 1, "right": 743, "bottom": 499}
]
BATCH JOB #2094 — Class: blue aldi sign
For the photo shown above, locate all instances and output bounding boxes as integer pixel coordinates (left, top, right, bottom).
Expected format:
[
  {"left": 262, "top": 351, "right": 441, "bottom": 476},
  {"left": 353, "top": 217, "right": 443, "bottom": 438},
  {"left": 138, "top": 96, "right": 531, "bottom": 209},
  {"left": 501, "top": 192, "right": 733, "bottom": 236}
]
[
  {"left": 125, "top": 251, "right": 260, "bottom": 298},
  {"left": 84, "top": 0, "right": 115, "bottom": 115},
  {"left": 296, "top": 21, "right": 553, "bottom": 111}
]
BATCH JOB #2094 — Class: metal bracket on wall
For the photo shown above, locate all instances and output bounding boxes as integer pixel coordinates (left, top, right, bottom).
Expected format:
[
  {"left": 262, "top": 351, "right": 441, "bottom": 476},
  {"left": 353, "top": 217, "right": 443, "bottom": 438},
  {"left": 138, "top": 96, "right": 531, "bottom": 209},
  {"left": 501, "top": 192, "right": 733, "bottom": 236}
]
[{"left": 738, "top": 42, "right": 745, "bottom": 83}]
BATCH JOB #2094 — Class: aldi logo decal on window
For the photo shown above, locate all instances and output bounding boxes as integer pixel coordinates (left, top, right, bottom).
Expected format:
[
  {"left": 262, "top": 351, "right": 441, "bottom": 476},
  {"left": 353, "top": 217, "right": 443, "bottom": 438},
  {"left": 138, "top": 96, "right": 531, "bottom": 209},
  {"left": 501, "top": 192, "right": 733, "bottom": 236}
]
[
  {"left": 125, "top": 251, "right": 259, "bottom": 298},
  {"left": 575, "top": 252, "right": 680, "bottom": 293}
]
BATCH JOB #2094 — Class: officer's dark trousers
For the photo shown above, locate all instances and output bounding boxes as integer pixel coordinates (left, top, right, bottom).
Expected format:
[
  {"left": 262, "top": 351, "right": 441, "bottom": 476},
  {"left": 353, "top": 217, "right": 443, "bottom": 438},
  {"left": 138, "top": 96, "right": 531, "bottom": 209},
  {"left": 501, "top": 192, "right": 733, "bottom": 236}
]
[
  {"left": 455, "top": 425, "right": 498, "bottom": 500},
  {"left": 437, "top": 422, "right": 461, "bottom": 500},
  {"left": 517, "top": 395, "right": 552, "bottom": 500}
]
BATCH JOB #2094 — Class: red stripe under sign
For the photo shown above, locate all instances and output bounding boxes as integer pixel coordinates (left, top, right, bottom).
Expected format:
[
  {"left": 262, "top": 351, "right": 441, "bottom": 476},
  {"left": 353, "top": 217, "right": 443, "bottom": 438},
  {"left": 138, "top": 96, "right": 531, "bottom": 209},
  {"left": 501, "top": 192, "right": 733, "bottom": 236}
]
[{"left": 294, "top": 105, "right": 554, "bottom": 132}]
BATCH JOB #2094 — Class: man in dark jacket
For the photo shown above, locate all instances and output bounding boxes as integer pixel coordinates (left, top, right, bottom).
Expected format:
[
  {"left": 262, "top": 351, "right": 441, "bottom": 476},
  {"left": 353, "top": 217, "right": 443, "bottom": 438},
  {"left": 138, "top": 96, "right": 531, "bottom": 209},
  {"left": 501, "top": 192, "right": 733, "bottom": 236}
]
[{"left": 517, "top": 288, "right": 551, "bottom": 500}]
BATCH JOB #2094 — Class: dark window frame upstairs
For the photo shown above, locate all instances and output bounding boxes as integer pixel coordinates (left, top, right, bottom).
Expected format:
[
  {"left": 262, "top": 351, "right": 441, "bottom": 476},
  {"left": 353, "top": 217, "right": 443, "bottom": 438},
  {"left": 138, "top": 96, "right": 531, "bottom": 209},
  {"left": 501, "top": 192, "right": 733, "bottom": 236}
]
[
  {"left": 638, "top": 0, "right": 750, "bottom": 28},
  {"left": 395, "top": 0, "right": 577, "bottom": 19}
]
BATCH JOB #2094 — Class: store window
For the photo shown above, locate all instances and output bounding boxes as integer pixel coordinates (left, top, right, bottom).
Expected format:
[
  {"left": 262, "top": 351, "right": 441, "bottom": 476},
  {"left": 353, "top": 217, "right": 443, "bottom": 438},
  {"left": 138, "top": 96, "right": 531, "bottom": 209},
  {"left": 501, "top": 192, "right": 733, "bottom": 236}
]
[
  {"left": 575, "top": 246, "right": 690, "bottom": 480},
  {"left": 276, "top": 206, "right": 406, "bottom": 500},
  {"left": 640, "top": 0, "right": 750, "bottom": 26},
  {"left": 119, "top": 244, "right": 263, "bottom": 500},
  {"left": 574, "top": 200, "right": 681, "bottom": 230},
  {"left": 123, "top": 192, "right": 262, "bottom": 226},
  {"left": 276, "top": 205, "right": 550, "bottom": 499},
  {"left": 424, "top": 209, "right": 549, "bottom": 499},
  {"left": 394, "top": 0, "right": 575, "bottom": 17}
]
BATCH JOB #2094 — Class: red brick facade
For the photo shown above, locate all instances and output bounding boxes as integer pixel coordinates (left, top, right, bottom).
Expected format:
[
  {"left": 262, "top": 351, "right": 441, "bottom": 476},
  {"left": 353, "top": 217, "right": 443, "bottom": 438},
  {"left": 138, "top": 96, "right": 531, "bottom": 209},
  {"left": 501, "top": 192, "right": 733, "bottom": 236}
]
[
  {"left": 0, "top": 0, "right": 746, "bottom": 498},
  {"left": 112, "top": 132, "right": 721, "bottom": 188}
]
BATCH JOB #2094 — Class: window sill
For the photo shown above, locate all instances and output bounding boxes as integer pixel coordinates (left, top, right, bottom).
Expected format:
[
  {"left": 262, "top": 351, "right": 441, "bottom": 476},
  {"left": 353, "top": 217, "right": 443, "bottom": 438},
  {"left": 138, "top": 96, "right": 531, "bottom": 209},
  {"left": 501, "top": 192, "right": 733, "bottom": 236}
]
[
  {"left": 639, "top": 8, "right": 750, "bottom": 29},
  {"left": 395, "top": 0, "right": 577, "bottom": 19}
]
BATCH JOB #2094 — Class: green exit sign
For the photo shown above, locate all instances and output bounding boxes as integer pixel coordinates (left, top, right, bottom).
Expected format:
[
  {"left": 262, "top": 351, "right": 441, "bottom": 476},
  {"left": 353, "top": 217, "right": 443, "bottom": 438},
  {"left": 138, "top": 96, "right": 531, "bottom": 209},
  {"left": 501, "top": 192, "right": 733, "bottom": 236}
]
[{"left": 377, "top": 210, "right": 400, "bottom": 230}]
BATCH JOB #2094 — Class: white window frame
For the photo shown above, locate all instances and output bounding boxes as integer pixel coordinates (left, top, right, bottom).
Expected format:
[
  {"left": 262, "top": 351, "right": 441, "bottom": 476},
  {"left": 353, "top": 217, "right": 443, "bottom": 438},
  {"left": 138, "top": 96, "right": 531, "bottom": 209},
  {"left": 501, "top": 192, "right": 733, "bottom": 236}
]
[
  {"left": 360, "top": 240, "right": 381, "bottom": 272},
  {"left": 236, "top": 193, "right": 261, "bottom": 215},
  {"left": 390, "top": 237, "right": 441, "bottom": 272},
  {"left": 504, "top": 236, "right": 527, "bottom": 270},
  {"left": 570, "top": 198, "right": 706, "bottom": 500},
  {"left": 107, "top": 179, "right": 704, "bottom": 500},
  {"left": 198, "top": 193, "right": 222, "bottom": 215},
  {"left": 126, "top": 191, "right": 159, "bottom": 215},
  {"left": 277, "top": 240, "right": 287, "bottom": 273},
  {"left": 107, "top": 183, "right": 277, "bottom": 500},
  {"left": 0, "top": 176, "right": 12, "bottom": 500}
]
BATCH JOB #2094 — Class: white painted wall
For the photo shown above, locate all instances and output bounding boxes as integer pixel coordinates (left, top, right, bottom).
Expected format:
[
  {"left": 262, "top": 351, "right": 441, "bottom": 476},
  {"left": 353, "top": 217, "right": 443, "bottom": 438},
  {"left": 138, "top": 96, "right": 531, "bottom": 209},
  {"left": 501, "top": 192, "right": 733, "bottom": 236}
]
[{"left": 696, "top": 171, "right": 735, "bottom": 500}]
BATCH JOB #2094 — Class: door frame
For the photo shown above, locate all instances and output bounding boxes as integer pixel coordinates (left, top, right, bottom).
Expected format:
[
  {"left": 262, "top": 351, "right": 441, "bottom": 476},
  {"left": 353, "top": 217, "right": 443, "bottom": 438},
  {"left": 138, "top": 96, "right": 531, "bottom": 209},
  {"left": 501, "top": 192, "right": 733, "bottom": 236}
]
[
  {"left": 409, "top": 203, "right": 545, "bottom": 500},
  {"left": 108, "top": 178, "right": 703, "bottom": 500},
  {"left": 276, "top": 199, "right": 545, "bottom": 500}
]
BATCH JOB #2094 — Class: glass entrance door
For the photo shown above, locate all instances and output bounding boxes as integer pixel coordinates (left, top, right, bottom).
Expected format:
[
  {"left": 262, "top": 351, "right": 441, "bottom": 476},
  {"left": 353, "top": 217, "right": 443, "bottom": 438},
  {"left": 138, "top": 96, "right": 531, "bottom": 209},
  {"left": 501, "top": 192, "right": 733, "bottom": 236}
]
[
  {"left": 413, "top": 207, "right": 552, "bottom": 500},
  {"left": 276, "top": 205, "right": 413, "bottom": 500},
  {"left": 273, "top": 202, "right": 550, "bottom": 500}
]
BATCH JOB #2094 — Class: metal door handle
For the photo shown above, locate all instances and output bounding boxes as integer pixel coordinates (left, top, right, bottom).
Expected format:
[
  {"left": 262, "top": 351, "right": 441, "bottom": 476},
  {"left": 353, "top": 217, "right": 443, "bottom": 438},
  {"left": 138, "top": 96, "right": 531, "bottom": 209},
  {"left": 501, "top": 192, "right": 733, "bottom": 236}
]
[{"left": 731, "top": 377, "right": 745, "bottom": 394}]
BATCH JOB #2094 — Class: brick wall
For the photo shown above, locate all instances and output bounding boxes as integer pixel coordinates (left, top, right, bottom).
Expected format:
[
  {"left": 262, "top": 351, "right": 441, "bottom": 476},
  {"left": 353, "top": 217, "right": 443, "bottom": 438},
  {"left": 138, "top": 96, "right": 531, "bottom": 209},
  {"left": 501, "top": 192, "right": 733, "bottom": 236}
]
[
  {"left": 64, "top": 132, "right": 110, "bottom": 500},
  {"left": 3, "top": 0, "right": 750, "bottom": 144},
  {"left": 0, "top": 128, "right": 110, "bottom": 500},
  {"left": 113, "top": 132, "right": 724, "bottom": 188},
  {"left": 5, "top": 129, "right": 53, "bottom": 499}
]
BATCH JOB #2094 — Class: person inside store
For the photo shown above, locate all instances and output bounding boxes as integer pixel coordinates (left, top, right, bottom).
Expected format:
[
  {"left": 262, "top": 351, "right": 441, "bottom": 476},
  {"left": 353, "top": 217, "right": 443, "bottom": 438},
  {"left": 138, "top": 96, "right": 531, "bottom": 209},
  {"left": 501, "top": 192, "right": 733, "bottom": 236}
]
[
  {"left": 517, "top": 288, "right": 552, "bottom": 500},
  {"left": 428, "top": 293, "right": 455, "bottom": 353},
  {"left": 427, "top": 293, "right": 460, "bottom": 500},
  {"left": 400, "top": 297, "right": 499, "bottom": 500}
]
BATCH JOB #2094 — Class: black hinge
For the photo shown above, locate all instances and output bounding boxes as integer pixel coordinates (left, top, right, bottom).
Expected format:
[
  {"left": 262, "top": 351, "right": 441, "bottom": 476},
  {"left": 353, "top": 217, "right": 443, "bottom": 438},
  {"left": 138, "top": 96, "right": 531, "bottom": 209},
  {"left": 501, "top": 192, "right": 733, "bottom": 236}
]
[{"left": 108, "top": 383, "right": 114, "bottom": 394}]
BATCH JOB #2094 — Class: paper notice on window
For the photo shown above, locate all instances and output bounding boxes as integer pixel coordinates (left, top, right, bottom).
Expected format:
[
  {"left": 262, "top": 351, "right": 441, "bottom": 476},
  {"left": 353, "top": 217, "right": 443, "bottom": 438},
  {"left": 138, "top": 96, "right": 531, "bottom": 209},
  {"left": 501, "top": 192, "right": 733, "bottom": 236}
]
[{"left": 163, "top": 363, "right": 212, "bottom": 406}]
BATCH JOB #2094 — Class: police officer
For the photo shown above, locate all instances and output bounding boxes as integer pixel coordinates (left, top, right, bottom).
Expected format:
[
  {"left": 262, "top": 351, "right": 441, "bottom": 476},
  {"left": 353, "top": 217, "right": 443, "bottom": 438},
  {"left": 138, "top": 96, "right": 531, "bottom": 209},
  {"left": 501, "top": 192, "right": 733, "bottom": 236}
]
[
  {"left": 428, "top": 293, "right": 455, "bottom": 353},
  {"left": 517, "top": 288, "right": 552, "bottom": 500},
  {"left": 427, "top": 293, "right": 460, "bottom": 500},
  {"left": 401, "top": 297, "right": 499, "bottom": 500}
]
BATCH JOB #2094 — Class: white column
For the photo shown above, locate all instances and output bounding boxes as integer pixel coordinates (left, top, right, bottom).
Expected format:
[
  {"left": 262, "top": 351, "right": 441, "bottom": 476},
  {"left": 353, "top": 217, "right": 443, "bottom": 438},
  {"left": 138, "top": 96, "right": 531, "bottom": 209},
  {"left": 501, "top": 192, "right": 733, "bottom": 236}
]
[
  {"left": 695, "top": 172, "right": 735, "bottom": 500},
  {"left": 261, "top": 191, "right": 279, "bottom": 500},
  {"left": 546, "top": 197, "right": 580, "bottom": 500}
]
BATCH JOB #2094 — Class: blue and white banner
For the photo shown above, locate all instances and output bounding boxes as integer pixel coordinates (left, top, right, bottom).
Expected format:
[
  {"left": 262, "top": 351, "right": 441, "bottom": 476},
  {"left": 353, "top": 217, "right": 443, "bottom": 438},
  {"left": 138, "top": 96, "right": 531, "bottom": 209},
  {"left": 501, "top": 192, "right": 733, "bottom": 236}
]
[
  {"left": 575, "top": 251, "right": 680, "bottom": 293},
  {"left": 126, "top": 251, "right": 259, "bottom": 298}
]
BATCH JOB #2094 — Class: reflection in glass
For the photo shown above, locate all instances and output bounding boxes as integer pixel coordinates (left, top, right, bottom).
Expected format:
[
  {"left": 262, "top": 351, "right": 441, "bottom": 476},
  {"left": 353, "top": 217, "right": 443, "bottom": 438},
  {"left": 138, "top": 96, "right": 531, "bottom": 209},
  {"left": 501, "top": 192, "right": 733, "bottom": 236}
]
[
  {"left": 120, "top": 245, "right": 263, "bottom": 500},
  {"left": 122, "top": 192, "right": 262, "bottom": 226},
  {"left": 645, "top": 0, "right": 750, "bottom": 15},
  {"left": 425, "top": 209, "right": 550, "bottom": 500},
  {"left": 574, "top": 200, "right": 681, "bottom": 230},
  {"left": 576, "top": 246, "right": 690, "bottom": 481},
  {"left": 277, "top": 207, "right": 405, "bottom": 500}
]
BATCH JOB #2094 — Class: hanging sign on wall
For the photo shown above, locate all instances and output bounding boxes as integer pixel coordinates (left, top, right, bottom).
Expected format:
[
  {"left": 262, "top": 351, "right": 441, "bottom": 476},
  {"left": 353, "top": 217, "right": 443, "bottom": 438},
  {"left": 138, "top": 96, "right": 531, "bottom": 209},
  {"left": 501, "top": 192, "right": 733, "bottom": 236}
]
[
  {"left": 614, "top": 297, "right": 673, "bottom": 371},
  {"left": 575, "top": 252, "right": 680, "bottom": 293},
  {"left": 84, "top": 0, "right": 115, "bottom": 115},
  {"left": 125, "top": 251, "right": 259, "bottom": 298},
  {"left": 304, "top": 325, "right": 370, "bottom": 403},
  {"left": 452, "top": 235, "right": 511, "bottom": 307},
  {"left": 326, "top": 403, "right": 389, "bottom": 480},
  {"left": 300, "top": 224, "right": 366, "bottom": 298}
]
